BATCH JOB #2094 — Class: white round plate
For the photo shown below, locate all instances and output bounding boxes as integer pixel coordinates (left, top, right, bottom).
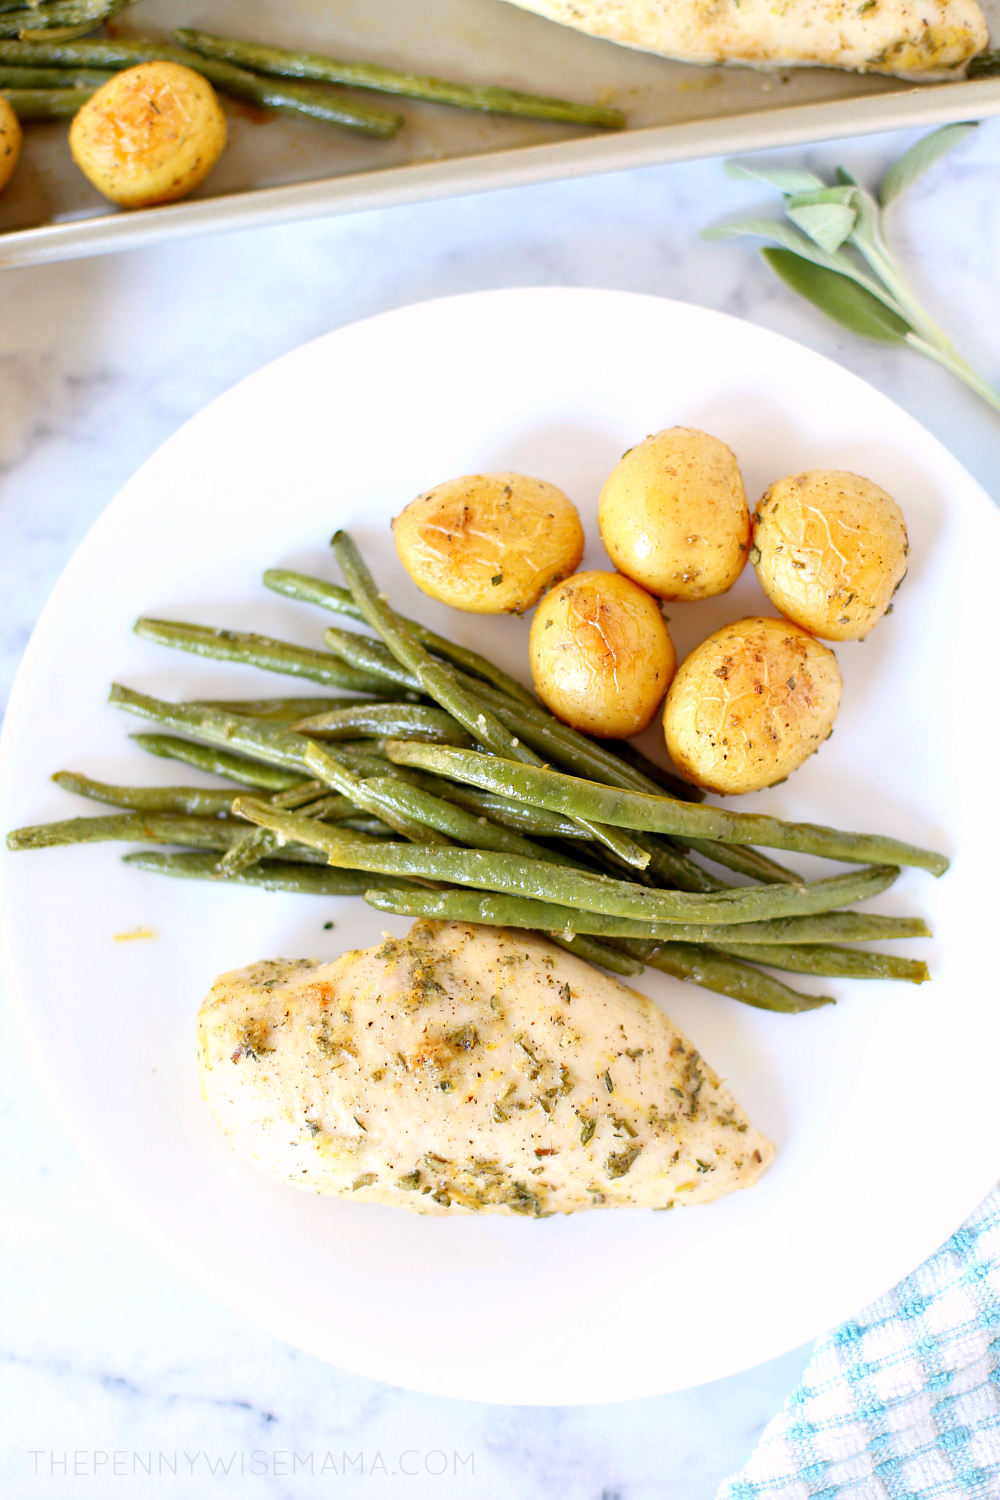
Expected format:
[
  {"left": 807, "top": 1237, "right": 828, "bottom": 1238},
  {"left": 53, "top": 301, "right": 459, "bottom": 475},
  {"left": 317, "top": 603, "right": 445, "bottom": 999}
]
[{"left": 2, "top": 289, "right": 998, "bottom": 1405}]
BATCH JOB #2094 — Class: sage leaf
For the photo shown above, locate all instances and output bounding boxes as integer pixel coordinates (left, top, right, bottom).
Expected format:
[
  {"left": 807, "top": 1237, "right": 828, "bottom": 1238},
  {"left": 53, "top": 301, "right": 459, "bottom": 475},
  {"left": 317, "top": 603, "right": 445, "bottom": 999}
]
[
  {"left": 760, "top": 249, "right": 913, "bottom": 343},
  {"left": 702, "top": 216, "right": 900, "bottom": 310},
  {"left": 722, "top": 161, "right": 826, "bottom": 194},
  {"left": 786, "top": 201, "right": 857, "bottom": 252},
  {"left": 879, "top": 122, "right": 977, "bottom": 207}
]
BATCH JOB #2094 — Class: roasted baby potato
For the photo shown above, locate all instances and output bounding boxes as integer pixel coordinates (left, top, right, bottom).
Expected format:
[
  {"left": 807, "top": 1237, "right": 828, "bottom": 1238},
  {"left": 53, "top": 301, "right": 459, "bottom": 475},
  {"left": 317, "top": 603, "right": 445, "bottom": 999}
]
[
  {"left": 752, "top": 470, "right": 909, "bottom": 641},
  {"left": 663, "top": 617, "right": 842, "bottom": 795},
  {"left": 598, "top": 427, "right": 750, "bottom": 601},
  {"left": 69, "top": 61, "right": 227, "bottom": 209},
  {"left": 0, "top": 93, "right": 21, "bottom": 194},
  {"left": 392, "top": 472, "right": 584, "bottom": 614},
  {"left": 529, "top": 570, "right": 676, "bottom": 737}
]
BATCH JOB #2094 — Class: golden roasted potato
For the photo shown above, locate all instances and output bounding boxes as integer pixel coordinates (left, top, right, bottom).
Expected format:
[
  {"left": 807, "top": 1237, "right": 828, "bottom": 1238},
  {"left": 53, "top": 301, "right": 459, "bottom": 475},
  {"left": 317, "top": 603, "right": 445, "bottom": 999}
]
[
  {"left": 69, "top": 62, "right": 227, "bottom": 209},
  {"left": 0, "top": 93, "right": 21, "bottom": 194},
  {"left": 529, "top": 570, "right": 676, "bottom": 737},
  {"left": 392, "top": 472, "right": 584, "bottom": 614},
  {"left": 663, "top": 617, "right": 841, "bottom": 795},
  {"left": 752, "top": 470, "right": 909, "bottom": 641},
  {"left": 598, "top": 427, "right": 750, "bottom": 601}
]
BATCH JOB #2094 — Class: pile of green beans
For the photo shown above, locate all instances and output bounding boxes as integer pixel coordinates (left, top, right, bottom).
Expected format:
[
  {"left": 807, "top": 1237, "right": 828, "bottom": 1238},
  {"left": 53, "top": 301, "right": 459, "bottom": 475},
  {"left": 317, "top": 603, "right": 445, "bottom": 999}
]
[{"left": 5, "top": 532, "right": 944, "bottom": 1013}]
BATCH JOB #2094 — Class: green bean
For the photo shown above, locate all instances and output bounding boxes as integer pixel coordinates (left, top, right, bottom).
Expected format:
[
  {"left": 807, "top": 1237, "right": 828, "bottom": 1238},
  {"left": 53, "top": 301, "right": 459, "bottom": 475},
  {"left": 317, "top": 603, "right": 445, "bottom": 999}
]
[
  {"left": 193, "top": 696, "right": 357, "bottom": 723},
  {"left": 384, "top": 742, "right": 949, "bottom": 876},
  {"left": 174, "top": 28, "right": 626, "bottom": 130},
  {"left": 709, "top": 942, "right": 929, "bottom": 983},
  {"left": 0, "top": 39, "right": 404, "bottom": 134},
  {"left": 547, "top": 933, "right": 644, "bottom": 975},
  {"left": 359, "top": 774, "right": 569, "bottom": 862},
  {"left": 360, "top": 888, "right": 825, "bottom": 1011},
  {"left": 7, "top": 810, "right": 319, "bottom": 858},
  {"left": 237, "top": 795, "right": 899, "bottom": 923},
  {"left": 263, "top": 569, "right": 538, "bottom": 709},
  {"left": 0, "top": 63, "right": 112, "bottom": 83},
  {"left": 1, "top": 0, "right": 127, "bottom": 40},
  {"left": 675, "top": 839, "right": 805, "bottom": 886},
  {"left": 113, "top": 686, "right": 315, "bottom": 775},
  {"left": 295, "top": 702, "right": 471, "bottom": 746},
  {"left": 120, "top": 690, "right": 434, "bottom": 842},
  {"left": 361, "top": 884, "right": 916, "bottom": 946},
  {"left": 331, "top": 532, "right": 650, "bottom": 871},
  {"left": 134, "top": 618, "right": 397, "bottom": 697},
  {"left": 130, "top": 733, "right": 302, "bottom": 792},
  {"left": 51, "top": 770, "right": 239, "bottom": 817},
  {"left": 392, "top": 775, "right": 593, "bottom": 840},
  {"left": 219, "top": 791, "right": 363, "bottom": 877},
  {"left": 124, "top": 850, "right": 411, "bottom": 897},
  {"left": 640, "top": 944, "right": 832, "bottom": 1013},
  {"left": 1, "top": 83, "right": 93, "bottom": 114},
  {"left": 322, "top": 624, "right": 422, "bottom": 692}
]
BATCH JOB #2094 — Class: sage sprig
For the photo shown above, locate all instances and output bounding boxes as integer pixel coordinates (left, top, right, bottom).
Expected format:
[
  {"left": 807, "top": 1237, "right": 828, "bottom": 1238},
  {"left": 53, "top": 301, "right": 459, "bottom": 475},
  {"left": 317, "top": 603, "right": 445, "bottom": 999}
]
[{"left": 702, "top": 125, "right": 1000, "bottom": 414}]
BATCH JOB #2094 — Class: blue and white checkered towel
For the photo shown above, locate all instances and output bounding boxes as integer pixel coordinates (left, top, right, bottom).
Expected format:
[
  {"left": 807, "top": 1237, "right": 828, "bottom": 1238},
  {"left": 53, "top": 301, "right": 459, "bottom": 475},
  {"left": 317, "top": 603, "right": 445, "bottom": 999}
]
[{"left": 717, "top": 1185, "right": 1000, "bottom": 1500}]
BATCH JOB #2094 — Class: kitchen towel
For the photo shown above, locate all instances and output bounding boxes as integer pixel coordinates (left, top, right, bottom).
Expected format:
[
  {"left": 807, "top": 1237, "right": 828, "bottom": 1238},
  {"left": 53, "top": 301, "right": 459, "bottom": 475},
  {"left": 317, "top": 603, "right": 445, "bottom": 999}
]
[{"left": 717, "top": 1183, "right": 1000, "bottom": 1499}]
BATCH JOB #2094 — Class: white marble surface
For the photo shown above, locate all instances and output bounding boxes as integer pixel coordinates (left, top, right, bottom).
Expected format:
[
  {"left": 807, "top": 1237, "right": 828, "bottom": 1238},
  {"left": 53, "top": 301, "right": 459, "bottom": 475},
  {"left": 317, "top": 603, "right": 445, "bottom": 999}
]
[{"left": 1, "top": 119, "right": 998, "bottom": 1500}]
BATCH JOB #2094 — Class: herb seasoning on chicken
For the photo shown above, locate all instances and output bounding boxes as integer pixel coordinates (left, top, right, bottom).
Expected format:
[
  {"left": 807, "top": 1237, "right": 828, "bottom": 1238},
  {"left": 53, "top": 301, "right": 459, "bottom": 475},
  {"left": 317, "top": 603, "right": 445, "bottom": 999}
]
[{"left": 197, "top": 921, "right": 773, "bottom": 1215}]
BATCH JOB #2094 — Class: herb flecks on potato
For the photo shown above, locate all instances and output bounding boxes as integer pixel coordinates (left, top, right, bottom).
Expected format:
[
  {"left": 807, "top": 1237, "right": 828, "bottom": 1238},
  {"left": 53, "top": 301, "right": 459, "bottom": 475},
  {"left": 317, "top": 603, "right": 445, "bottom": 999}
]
[
  {"left": 529, "top": 570, "right": 676, "bottom": 738},
  {"left": 752, "top": 470, "right": 909, "bottom": 641},
  {"left": 598, "top": 427, "right": 750, "bottom": 602},
  {"left": 0, "top": 92, "right": 21, "bottom": 193},
  {"left": 392, "top": 472, "right": 584, "bottom": 615},
  {"left": 68, "top": 60, "right": 227, "bottom": 209},
  {"left": 663, "top": 617, "right": 842, "bottom": 795}
]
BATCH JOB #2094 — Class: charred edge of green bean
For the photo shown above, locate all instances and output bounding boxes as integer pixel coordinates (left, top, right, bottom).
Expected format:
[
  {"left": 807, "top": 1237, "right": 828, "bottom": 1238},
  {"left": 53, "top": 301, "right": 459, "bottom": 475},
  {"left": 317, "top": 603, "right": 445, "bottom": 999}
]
[
  {"left": 360, "top": 884, "right": 923, "bottom": 948},
  {"left": 263, "top": 569, "right": 538, "bottom": 709},
  {"left": 330, "top": 531, "right": 651, "bottom": 871},
  {"left": 294, "top": 701, "right": 471, "bottom": 746},
  {"left": 134, "top": 617, "right": 399, "bottom": 697},
  {"left": 237, "top": 794, "right": 900, "bottom": 924},
  {"left": 383, "top": 741, "right": 950, "bottom": 877},
  {"left": 709, "top": 941, "right": 930, "bottom": 983},
  {"left": 130, "top": 733, "right": 303, "bottom": 791},
  {"left": 0, "top": 39, "right": 404, "bottom": 134},
  {"left": 123, "top": 850, "right": 411, "bottom": 896},
  {"left": 173, "top": 28, "right": 626, "bottom": 130}
]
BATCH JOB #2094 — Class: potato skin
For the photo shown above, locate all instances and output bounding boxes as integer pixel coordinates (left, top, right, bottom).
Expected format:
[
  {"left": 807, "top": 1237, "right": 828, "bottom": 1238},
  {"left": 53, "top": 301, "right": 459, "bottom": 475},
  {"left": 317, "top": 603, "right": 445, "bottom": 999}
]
[
  {"left": 752, "top": 470, "right": 908, "bottom": 641},
  {"left": 392, "top": 472, "right": 584, "bottom": 614},
  {"left": 598, "top": 427, "right": 750, "bottom": 601},
  {"left": 0, "top": 93, "right": 21, "bottom": 194},
  {"left": 69, "top": 62, "right": 227, "bottom": 209},
  {"left": 663, "top": 617, "right": 841, "bottom": 795},
  {"left": 529, "top": 570, "right": 676, "bottom": 738}
]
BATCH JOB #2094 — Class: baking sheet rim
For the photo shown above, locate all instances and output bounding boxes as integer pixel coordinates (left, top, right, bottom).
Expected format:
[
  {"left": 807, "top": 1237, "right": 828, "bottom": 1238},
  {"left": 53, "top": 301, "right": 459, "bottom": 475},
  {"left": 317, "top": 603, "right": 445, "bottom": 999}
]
[{"left": 2, "top": 74, "right": 997, "bottom": 270}]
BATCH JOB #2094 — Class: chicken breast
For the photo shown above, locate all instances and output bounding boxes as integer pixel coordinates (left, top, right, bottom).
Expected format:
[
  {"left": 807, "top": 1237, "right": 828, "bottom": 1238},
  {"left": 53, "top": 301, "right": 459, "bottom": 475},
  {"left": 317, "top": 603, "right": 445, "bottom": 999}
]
[
  {"left": 197, "top": 920, "right": 773, "bottom": 1216},
  {"left": 504, "top": 0, "right": 989, "bottom": 79}
]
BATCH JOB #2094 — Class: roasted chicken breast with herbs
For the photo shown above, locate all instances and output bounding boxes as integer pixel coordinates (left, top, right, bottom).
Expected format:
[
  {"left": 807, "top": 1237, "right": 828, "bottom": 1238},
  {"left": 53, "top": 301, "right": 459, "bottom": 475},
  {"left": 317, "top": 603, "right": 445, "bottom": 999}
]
[
  {"left": 197, "top": 921, "right": 773, "bottom": 1216},
  {"left": 504, "top": 0, "right": 989, "bottom": 79}
]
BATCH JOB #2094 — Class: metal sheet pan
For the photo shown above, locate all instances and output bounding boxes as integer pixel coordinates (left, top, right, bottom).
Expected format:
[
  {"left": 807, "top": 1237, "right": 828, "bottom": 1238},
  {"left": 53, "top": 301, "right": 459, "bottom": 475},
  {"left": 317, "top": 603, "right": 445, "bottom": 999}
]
[{"left": 2, "top": 0, "right": 998, "bottom": 270}]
